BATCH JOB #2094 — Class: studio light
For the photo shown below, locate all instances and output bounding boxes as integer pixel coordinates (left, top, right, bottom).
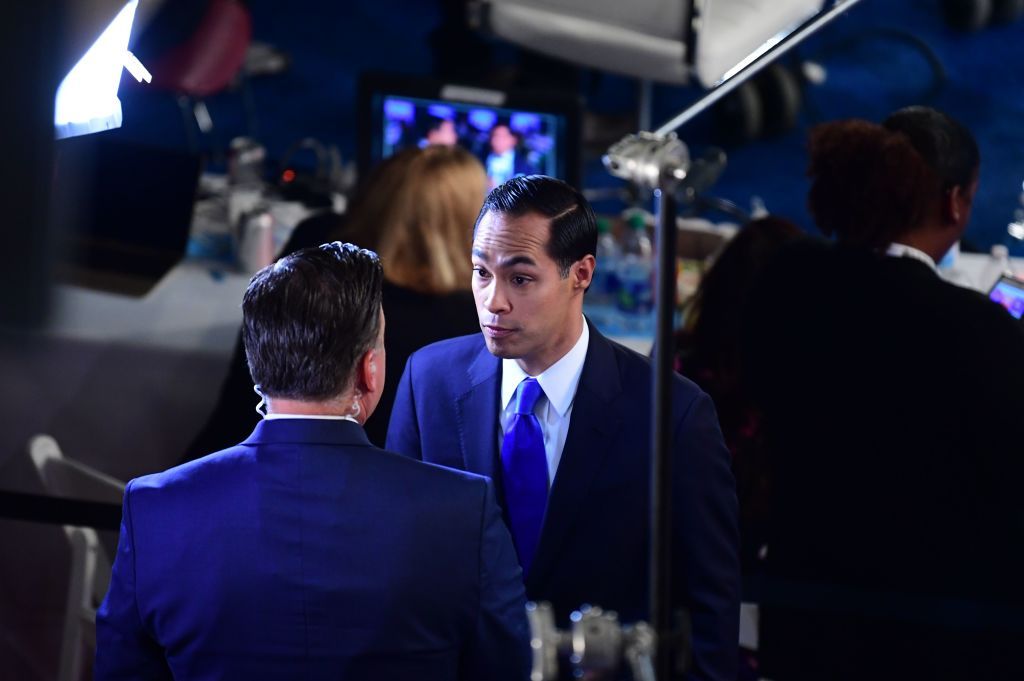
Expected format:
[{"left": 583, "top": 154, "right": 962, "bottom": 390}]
[{"left": 54, "top": 0, "right": 149, "bottom": 140}]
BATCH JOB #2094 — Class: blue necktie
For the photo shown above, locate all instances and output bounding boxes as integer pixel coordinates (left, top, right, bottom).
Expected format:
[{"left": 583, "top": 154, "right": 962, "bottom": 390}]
[{"left": 501, "top": 377, "right": 548, "bottom": 575}]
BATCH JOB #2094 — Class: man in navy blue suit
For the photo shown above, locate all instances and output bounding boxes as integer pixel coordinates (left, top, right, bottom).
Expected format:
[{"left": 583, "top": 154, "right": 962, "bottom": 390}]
[
  {"left": 387, "top": 176, "right": 740, "bottom": 680},
  {"left": 96, "top": 242, "right": 530, "bottom": 681}
]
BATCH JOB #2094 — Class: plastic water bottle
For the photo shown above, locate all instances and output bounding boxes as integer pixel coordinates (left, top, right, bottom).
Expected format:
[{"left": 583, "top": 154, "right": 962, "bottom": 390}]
[
  {"left": 592, "top": 218, "right": 620, "bottom": 304},
  {"left": 584, "top": 218, "right": 621, "bottom": 330},
  {"left": 615, "top": 214, "right": 655, "bottom": 334}
]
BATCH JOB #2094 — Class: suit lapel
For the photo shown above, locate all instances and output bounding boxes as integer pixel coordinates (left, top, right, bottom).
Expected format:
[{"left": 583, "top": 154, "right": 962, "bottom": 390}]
[
  {"left": 454, "top": 341, "right": 503, "bottom": 497},
  {"left": 527, "top": 324, "right": 623, "bottom": 591}
]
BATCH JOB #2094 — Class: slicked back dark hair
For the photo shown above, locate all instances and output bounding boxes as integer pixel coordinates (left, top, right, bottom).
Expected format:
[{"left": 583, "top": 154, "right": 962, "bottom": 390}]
[
  {"left": 242, "top": 241, "right": 383, "bottom": 400},
  {"left": 474, "top": 175, "right": 597, "bottom": 277}
]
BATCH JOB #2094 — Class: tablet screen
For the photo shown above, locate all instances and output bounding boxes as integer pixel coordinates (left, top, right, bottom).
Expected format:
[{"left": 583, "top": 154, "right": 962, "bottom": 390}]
[{"left": 988, "top": 274, "right": 1024, "bottom": 319}]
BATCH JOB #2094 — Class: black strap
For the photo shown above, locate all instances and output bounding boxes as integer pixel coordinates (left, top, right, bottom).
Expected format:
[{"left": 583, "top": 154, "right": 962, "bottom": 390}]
[
  {"left": 0, "top": 489, "right": 121, "bottom": 530},
  {"left": 749, "top": 575, "right": 1024, "bottom": 633}
]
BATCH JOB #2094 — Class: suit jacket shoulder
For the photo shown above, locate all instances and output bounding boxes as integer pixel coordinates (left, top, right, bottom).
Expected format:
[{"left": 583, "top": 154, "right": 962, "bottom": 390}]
[
  {"left": 100, "top": 420, "right": 531, "bottom": 681},
  {"left": 593, "top": 328, "right": 710, "bottom": 422},
  {"left": 406, "top": 333, "right": 487, "bottom": 383}
]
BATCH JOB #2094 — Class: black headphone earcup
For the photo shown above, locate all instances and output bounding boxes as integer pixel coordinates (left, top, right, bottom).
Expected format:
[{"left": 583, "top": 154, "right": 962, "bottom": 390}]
[
  {"left": 713, "top": 80, "right": 764, "bottom": 146},
  {"left": 941, "top": 0, "right": 993, "bottom": 31},
  {"left": 991, "top": 0, "right": 1024, "bottom": 23},
  {"left": 756, "top": 64, "right": 802, "bottom": 138}
]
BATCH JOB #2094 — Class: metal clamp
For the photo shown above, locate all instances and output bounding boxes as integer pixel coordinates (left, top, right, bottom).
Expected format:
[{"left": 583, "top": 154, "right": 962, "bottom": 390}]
[
  {"left": 603, "top": 132, "right": 690, "bottom": 191},
  {"left": 527, "top": 601, "right": 662, "bottom": 681}
]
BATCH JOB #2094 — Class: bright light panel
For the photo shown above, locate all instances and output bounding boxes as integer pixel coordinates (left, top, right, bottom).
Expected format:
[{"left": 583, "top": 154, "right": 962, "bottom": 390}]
[{"left": 54, "top": 0, "right": 139, "bottom": 139}]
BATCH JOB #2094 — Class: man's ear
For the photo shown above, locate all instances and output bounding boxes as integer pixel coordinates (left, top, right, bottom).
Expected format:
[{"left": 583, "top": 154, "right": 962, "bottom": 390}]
[
  {"left": 944, "top": 184, "right": 974, "bottom": 226},
  {"left": 573, "top": 255, "right": 596, "bottom": 293},
  {"left": 357, "top": 348, "right": 380, "bottom": 394},
  {"left": 943, "top": 186, "right": 961, "bottom": 225}
]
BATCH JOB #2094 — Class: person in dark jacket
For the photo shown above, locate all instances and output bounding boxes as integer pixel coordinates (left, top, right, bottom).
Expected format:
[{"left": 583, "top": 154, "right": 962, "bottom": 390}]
[{"left": 746, "top": 106, "right": 1024, "bottom": 680}]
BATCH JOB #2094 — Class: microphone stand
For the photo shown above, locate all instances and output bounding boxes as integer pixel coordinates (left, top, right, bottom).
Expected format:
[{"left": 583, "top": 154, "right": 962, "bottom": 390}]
[
  {"left": 527, "top": 2, "right": 864, "bottom": 678},
  {"left": 607, "top": 3, "right": 865, "bottom": 677}
]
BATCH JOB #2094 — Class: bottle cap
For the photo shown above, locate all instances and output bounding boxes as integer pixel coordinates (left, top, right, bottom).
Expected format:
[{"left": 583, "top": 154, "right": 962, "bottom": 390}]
[{"left": 627, "top": 213, "right": 647, "bottom": 231}]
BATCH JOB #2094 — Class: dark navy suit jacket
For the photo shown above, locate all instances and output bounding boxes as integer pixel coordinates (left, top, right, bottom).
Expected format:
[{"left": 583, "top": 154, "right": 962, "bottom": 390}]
[
  {"left": 96, "top": 418, "right": 530, "bottom": 681},
  {"left": 386, "top": 324, "right": 740, "bottom": 680}
]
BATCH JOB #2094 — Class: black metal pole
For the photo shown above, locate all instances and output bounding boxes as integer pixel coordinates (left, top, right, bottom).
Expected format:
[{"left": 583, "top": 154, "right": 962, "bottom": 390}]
[
  {"left": 650, "top": 185, "right": 678, "bottom": 679},
  {"left": 605, "top": 5, "right": 867, "bottom": 679},
  {"left": 0, "top": 490, "right": 122, "bottom": 530}
]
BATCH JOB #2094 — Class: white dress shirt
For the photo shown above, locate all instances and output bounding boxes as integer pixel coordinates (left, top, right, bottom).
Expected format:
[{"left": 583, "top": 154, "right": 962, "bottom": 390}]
[
  {"left": 499, "top": 319, "right": 589, "bottom": 486},
  {"left": 886, "top": 242, "right": 937, "bottom": 272}
]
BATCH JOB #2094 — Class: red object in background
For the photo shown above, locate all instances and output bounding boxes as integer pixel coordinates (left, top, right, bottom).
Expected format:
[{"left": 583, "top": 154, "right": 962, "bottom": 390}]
[{"left": 148, "top": 0, "right": 251, "bottom": 98}]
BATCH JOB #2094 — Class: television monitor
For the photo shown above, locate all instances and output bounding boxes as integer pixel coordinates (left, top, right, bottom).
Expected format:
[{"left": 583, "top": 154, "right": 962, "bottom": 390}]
[{"left": 358, "top": 73, "right": 582, "bottom": 189}]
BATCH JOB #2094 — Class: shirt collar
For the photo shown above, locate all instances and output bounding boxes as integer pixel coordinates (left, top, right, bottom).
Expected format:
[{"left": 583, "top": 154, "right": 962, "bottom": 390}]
[
  {"left": 264, "top": 413, "right": 360, "bottom": 423},
  {"left": 886, "top": 242, "right": 937, "bottom": 272},
  {"left": 501, "top": 318, "right": 589, "bottom": 417}
]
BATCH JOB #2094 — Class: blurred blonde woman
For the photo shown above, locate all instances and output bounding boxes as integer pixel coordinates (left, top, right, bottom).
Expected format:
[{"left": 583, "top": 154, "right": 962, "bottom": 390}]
[
  {"left": 184, "top": 145, "right": 486, "bottom": 456},
  {"left": 344, "top": 144, "right": 485, "bottom": 294}
]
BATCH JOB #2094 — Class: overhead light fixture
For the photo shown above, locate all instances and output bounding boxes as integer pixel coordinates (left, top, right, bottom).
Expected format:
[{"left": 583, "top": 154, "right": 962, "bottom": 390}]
[{"left": 54, "top": 0, "right": 150, "bottom": 140}]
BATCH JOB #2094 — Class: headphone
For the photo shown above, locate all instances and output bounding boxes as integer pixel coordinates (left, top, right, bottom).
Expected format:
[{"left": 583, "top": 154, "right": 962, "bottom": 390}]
[{"left": 942, "top": 0, "right": 1024, "bottom": 31}]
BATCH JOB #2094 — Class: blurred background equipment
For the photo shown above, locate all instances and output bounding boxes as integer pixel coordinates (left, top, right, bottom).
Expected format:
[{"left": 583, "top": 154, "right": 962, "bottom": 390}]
[
  {"left": 525, "top": 601, "right": 662, "bottom": 681},
  {"left": 942, "top": 0, "right": 1024, "bottom": 31},
  {"left": 1, "top": 0, "right": 150, "bottom": 330},
  {"left": 469, "top": 0, "right": 827, "bottom": 88},
  {"left": 143, "top": 0, "right": 252, "bottom": 149},
  {"left": 51, "top": 135, "right": 202, "bottom": 295}
]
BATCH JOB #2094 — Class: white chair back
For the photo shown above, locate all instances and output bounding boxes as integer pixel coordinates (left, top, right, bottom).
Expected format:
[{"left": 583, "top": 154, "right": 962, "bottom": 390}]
[{"left": 28, "top": 434, "right": 124, "bottom": 681}]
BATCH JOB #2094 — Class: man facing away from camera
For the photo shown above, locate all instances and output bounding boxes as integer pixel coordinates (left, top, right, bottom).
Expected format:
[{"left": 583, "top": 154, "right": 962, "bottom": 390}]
[
  {"left": 387, "top": 176, "right": 740, "bottom": 680},
  {"left": 96, "top": 242, "right": 530, "bottom": 681}
]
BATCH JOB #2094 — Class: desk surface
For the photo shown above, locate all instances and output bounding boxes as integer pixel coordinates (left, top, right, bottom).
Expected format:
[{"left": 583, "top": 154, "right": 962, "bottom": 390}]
[
  {"left": 49, "top": 261, "right": 251, "bottom": 356},
  {"left": 947, "top": 252, "right": 1024, "bottom": 292}
]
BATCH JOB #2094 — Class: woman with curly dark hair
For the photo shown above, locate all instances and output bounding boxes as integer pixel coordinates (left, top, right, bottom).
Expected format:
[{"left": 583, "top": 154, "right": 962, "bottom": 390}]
[{"left": 807, "top": 106, "right": 979, "bottom": 255}]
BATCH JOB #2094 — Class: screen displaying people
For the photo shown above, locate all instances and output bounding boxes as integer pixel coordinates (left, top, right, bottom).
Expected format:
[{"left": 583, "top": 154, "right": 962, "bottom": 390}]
[{"left": 380, "top": 96, "right": 558, "bottom": 188}]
